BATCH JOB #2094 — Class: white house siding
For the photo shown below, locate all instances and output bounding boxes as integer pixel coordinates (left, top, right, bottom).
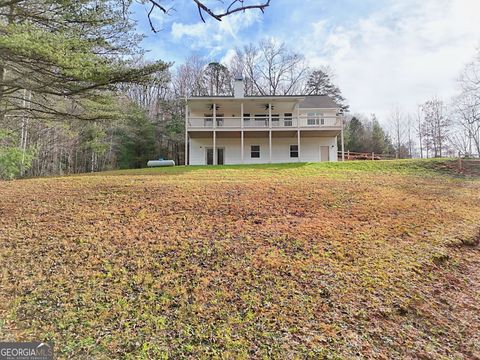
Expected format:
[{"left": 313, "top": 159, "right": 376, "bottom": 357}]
[{"left": 189, "top": 136, "right": 338, "bottom": 165}]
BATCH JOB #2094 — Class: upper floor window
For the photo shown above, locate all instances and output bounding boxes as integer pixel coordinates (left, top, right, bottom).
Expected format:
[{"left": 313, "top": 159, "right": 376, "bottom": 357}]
[
  {"left": 284, "top": 113, "right": 293, "bottom": 127},
  {"left": 204, "top": 114, "right": 224, "bottom": 127},
  {"left": 307, "top": 112, "right": 325, "bottom": 125}
]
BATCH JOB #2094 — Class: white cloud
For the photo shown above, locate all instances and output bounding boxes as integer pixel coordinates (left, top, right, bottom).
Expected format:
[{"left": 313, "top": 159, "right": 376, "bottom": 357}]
[
  {"left": 170, "top": 10, "right": 262, "bottom": 58},
  {"left": 299, "top": 0, "right": 480, "bottom": 122}
]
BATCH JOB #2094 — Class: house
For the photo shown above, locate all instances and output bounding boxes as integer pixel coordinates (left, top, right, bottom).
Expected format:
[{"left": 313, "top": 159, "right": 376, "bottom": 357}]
[{"left": 185, "top": 77, "right": 345, "bottom": 165}]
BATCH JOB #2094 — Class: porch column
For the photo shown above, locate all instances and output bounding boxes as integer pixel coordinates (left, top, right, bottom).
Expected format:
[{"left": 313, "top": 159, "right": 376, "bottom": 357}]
[
  {"left": 241, "top": 102, "right": 244, "bottom": 129},
  {"left": 341, "top": 115, "right": 345, "bottom": 162},
  {"left": 297, "top": 129, "right": 301, "bottom": 162},
  {"left": 269, "top": 103, "right": 272, "bottom": 163},
  {"left": 241, "top": 131, "right": 244, "bottom": 164},
  {"left": 269, "top": 130, "right": 272, "bottom": 163},
  {"left": 241, "top": 102, "right": 244, "bottom": 163},
  {"left": 213, "top": 103, "right": 217, "bottom": 165},
  {"left": 213, "top": 130, "right": 217, "bottom": 165},
  {"left": 185, "top": 104, "right": 188, "bottom": 165},
  {"left": 213, "top": 103, "right": 216, "bottom": 129},
  {"left": 296, "top": 102, "right": 300, "bottom": 128},
  {"left": 268, "top": 103, "right": 272, "bottom": 129}
]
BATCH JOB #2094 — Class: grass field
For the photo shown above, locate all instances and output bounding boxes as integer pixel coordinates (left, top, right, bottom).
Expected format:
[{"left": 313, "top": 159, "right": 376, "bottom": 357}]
[{"left": 1, "top": 160, "right": 480, "bottom": 359}]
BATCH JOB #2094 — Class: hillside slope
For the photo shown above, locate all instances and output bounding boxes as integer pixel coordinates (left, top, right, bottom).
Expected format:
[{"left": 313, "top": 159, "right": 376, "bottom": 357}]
[{"left": 1, "top": 160, "right": 479, "bottom": 359}]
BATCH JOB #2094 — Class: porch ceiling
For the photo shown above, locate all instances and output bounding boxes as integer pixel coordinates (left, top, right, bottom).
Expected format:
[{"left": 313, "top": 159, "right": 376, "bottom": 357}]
[
  {"left": 187, "top": 129, "right": 341, "bottom": 138},
  {"left": 188, "top": 98, "right": 300, "bottom": 115}
]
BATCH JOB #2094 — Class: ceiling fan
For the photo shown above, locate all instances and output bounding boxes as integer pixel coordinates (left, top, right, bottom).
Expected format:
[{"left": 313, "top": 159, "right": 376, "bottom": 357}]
[
  {"left": 207, "top": 104, "right": 220, "bottom": 111},
  {"left": 256, "top": 104, "right": 274, "bottom": 111}
]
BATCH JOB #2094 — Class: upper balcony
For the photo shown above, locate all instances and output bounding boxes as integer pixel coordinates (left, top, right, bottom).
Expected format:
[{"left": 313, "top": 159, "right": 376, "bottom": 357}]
[{"left": 187, "top": 115, "right": 342, "bottom": 130}]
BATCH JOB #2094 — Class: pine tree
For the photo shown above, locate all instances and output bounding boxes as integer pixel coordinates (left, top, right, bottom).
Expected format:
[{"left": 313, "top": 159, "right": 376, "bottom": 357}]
[
  {"left": 0, "top": 0, "right": 167, "bottom": 122},
  {"left": 346, "top": 117, "right": 365, "bottom": 152},
  {"left": 305, "top": 69, "right": 349, "bottom": 111}
]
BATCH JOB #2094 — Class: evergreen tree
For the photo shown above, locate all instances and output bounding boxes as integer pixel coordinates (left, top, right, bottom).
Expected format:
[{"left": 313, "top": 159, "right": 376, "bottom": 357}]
[
  {"left": 117, "top": 104, "right": 156, "bottom": 169},
  {"left": 305, "top": 69, "right": 349, "bottom": 111},
  {"left": 0, "top": 0, "right": 167, "bottom": 122},
  {"left": 371, "top": 115, "right": 388, "bottom": 154},
  {"left": 346, "top": 117, "right": 366, "bottom": 152},
  {"left": 204, "top": 62, "right": 231, "bottom": 96}
]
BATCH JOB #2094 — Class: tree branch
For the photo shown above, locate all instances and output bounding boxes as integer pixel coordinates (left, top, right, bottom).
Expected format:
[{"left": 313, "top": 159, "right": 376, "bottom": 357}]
[{"left": 146, "top": 0, "right": 270, "bottom": 27}]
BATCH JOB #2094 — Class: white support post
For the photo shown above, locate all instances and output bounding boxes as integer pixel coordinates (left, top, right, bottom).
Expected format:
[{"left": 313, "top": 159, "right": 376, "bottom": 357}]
[
  {"left": 241, "top": 102, "right": 244, "bottom": 163},
  {"left": 269, "top": 130, "right": 272, "bottom": 163},
  {"left": 213, "top": 103, "right": 217, "bottom": 165},
  {"left": 185, "top": 104, "right": 188, "bottom": 165},
  {"left": 213, "top": 103, "right": 216, "bottom": 129},
  {"left": 296, "top": 102, "right": 300, "bottom": 128},
  {"left": 241, "top": 131, "right": 244, "bottom": 164},
  {"left": 297, "top": 129, "right": 301, "bottom": 162},
  {"left": 268, "top": 103, "right": 272, "bottom": 129},
  {"left": 241, "top": 102, "right": 244, "bottom": 129},
  {"left": 213, "top": 130, "right": 217, "bottom": 165},
  {"left": 341, "top": 116, "right": 345, "bottom": 162}
]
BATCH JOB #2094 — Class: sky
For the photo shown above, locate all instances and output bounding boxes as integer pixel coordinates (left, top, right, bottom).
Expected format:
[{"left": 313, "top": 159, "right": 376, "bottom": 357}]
[{"left": 132, "top": 0, "right": 480, "bottom": 122}]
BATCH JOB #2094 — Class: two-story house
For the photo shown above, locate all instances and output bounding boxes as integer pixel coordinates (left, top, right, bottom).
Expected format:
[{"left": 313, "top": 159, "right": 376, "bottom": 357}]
[{"left": 185, "top": 77, "right": 345, "bottom": 165}]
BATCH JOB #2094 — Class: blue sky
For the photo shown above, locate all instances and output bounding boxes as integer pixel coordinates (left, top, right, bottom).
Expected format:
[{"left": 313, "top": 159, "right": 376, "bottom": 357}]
[{"left": 132, "top": 0, "right": 480, "bottom": 121}]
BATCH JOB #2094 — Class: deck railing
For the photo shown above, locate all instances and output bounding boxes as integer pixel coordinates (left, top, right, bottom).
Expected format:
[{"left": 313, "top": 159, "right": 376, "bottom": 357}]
[{"left": 187, "top": 116, "right": 341, "bottom": 129}]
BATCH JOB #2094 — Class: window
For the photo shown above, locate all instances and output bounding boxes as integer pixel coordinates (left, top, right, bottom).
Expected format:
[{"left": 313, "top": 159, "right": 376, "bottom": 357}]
[
  {"left": 307, "top": 112, "right": 317, "bottom": 125},
  {"left": 251, "top": 145, "right": 260, "bottom": 158},
  {"left": 216, "top": 113, "right": 224, "bottom": 127},
  {"left": 255, "top": 114, "right": 268, "bottom": 126},
  {"left": 204, "top": 114, "right": 224, "bottom": 127},
  {"left": 272, "top": 114, "right": 280, "bottom": 126},
  {"left": 290, "top": 145, "right": 299, "bottom": 158},
  {"left": 204, "top": 114, "right": 213, "bottom": 127},
  {"left": 307, "top": 112, "right": 325, "bottom": 125},
  {"left": 284, "top": 113, "right": 293, "bottom": 127}
]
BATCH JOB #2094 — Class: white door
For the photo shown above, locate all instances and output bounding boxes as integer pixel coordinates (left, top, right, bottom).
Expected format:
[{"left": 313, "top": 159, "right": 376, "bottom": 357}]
[{"left": 320, "top": 146, "right": 330, "bottom": 162}]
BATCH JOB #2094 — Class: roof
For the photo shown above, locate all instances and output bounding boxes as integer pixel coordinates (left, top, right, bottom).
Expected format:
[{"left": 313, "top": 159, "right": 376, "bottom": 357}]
[
  {"left": 298, "top": 95, "right": 340, "bottom": 109},
  {"left": 187, "top": 95, "right": 340, "bottom": 109}
]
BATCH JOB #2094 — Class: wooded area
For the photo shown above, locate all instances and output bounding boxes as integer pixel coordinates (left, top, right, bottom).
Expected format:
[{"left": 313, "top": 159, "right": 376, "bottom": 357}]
[{"left": 1, "top": 0, "right": 479, "bottom": 179}]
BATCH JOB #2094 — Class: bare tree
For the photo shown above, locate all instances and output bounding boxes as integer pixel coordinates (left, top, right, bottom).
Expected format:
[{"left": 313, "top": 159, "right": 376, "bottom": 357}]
[
  {"left": 452, "top": 51, "right": 480, "bottom": 156},
  {"left": 389, "top": 106, "right": 406, "bottom": 159},
  {"left": 172, "top": 55, "right": 208, "bottom": 97},
  {"left": 235, "top": 39, "right": 309, "bottom": 95},
  {"left": 451, "top": 92, "right": 480, "bottom": 156},
  {"left": 415, "top": 106, "right": 424, "bottom": 158},
  {"left": 421, "top": 98, "right": 450, "bottom": 158}
]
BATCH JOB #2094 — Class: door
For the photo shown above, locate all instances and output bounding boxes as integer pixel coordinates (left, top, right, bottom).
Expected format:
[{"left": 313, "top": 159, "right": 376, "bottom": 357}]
[
  {"left": 217, "top": 148, "right": 224, "bottom": 165},
  {"left": 206, "top": 148, "right": 224, "bottom": 165},
  {"left": 320, "top": 146, "right": 330, "bottom": 162}
]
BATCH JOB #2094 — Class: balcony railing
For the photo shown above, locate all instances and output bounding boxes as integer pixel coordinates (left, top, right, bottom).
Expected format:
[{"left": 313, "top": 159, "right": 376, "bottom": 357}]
[{"left": 188, "top": 116, "right": 341, "bottom": 129}]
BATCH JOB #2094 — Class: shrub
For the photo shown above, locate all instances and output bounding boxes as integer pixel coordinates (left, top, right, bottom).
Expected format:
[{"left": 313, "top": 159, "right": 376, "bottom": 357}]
[{"left": 0, "top": 130, "right": 34, "bottom": 180}]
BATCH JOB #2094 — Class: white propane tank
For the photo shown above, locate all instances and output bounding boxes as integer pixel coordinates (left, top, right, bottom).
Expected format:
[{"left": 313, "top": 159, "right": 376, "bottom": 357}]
[{"left": 147, "top": 159, "right": 175, "bottom": 167}]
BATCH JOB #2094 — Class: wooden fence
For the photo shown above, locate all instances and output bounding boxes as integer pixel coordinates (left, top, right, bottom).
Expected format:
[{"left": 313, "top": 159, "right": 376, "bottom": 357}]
[{"left": 337, "top": 151, "right": 397, "bottom": 161}]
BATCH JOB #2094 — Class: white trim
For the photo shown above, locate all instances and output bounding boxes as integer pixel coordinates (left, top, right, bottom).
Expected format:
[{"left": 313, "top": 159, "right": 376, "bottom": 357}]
[{"left": 205, "top": 146, "right": 225, "bottom": 165}]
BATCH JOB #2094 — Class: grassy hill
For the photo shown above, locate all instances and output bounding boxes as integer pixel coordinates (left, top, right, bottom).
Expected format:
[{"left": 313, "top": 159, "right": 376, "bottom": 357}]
[{"left": 1, "top": 160, "right": 479, "bottom": 359}]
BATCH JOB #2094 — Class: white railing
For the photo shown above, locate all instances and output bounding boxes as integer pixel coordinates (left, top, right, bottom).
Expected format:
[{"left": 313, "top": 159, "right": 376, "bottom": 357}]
[
  {"left": 187, "top": 116, "right": 341, "bottom": 129},
  {"left": 297, "top": 116, "right": 341, "bottom": 127}
]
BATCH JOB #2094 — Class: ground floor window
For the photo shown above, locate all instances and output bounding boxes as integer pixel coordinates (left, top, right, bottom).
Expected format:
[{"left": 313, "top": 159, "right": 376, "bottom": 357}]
[
  {"left": 290, "top": 145, "right": 299, "bottom": 158},
  {"left": 251, "top": 145, "right": 260, "bottom": 158}
]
